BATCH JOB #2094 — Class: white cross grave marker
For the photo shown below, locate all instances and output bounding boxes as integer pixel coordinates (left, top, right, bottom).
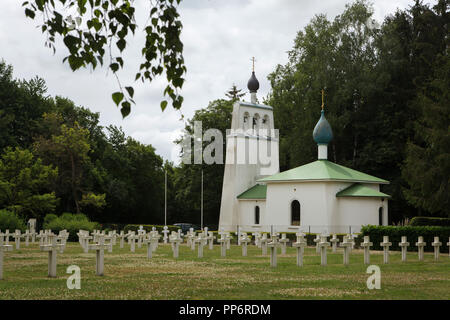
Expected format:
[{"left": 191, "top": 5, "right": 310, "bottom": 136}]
[
  {"left": 77, "top": 230, "right": 92, "bottom": 253},
  {"left": 341, "top": 235, "right": 353, "bottom": 266},
  {"left": 415, "top": 236, "right": 426, "bottom": 261},
  {"left": 260, "top": 233, "right": 269, "bottom": 255},
  {"left": 144, "top": 234, "right": 157, "bottom": 259},
  {"left": 24, "top": 230, "right": 30, "bottom": 247},
  {"left": 447, "top": 237, "right": 450, "bottom": 258},
  {"left": 432, "top": 236, "right": 442, "bottom": 261},
  {"left": 218, "top": 233, "right": 227, "bottom": 257},
  {"left": 292, "top": 232, "right": 307, "bottom": 267},
  {"left": 128, "top": 232, "right": 138, "bottom": 253},
  {"left": 205, "top": 231, "right": 215, "bottom": 250},
  {"left": 88, "top": 235, "right": 109, "bottom": 276},
  {"left": 0, "top": 233, "right": 13, "bottom": 280},
  {"left": 252, "top": 232, "right": 261, "bottom": 248},
  {"left": 137, "top": 229, "right": 146, "bottom": 249},
  {"left": 13, "top": 230, "right": 22, "bottom": 250},
  {"left": 319, "top": 235, "right": 330, "bottom": 266},
  {"left": 225, "top": 233, "right": 232, "bottom": 250},
  {"left": 4, "top": 230, "right": 10, "bottom": 246},
  {"left": 330, "top": 234, "right": 339, "bottom": 253},
  {"left": 40, "top": 234, "right": 64, "bottom": 278},
  {"left": 162, "top": 226, "right": 170, "bottom": 244},
  {"left": 240, "top": 233, "right": 251, "bottom": 257},
  {"left": 360, "top": 236, "right": 373, "bottom": 264},
  {"left": 398, "top": 236, "right": 410, "bottom": 262},
  {"left": 267, "top": 234, "right": 281, "bottom": 268},
  {"left": 279, "top": 233, "right": 289, "bottom": 255},
  {"left": 117, "top": 231, "right": 126, "bottom": 248},
  {"left": 150, "top": 229, "right": 161, "bottom": 252},
  {"left": 169, "top": 232, "right": 183, "bottom": 258},
  {"left": 36, "top": 230, "right": 45, "bottom": 246},
  {"left": 313, "top": 234, "right": 320, "bottom": 253},
  {"left": 380, "top": 236, "right": 392, "bottom": 264},
  {"left": 194, "top": 234, "right": 205, "bottom": 258},
  {"left": 103, "top": 233, "right": 114, "bottom": 253}
]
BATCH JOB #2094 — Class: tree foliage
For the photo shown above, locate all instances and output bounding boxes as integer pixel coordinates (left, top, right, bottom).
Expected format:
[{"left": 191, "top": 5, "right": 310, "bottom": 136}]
[
  {"left": 172, "top": 99, "right": 233, "bottom": 227},
  {"left": 0, "top": 59, "right": 167, "bottom": 223},
  {"left": 267, "top": 0, "right": 449, "bottom": 221},
  {"left": 22, "top": 0, "right": 186, "bottom": 117},
  {"left": 0, "top": 147, "right": 58, "bottom": 219}
]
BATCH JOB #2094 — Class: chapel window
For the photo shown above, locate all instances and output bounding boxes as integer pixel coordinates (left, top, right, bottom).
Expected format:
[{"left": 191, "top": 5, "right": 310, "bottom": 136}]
[{"left": 291, "top": 200, "right": 300, "bottom": 226}]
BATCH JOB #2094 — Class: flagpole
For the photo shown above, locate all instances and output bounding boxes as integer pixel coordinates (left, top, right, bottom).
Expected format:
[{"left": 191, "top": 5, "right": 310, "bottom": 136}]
[
  {"left": 164, "top": 169, "right": 167, "bottom": 226},
  {"left": 201, "top": 169, "right": 203, "bottom": 231}
]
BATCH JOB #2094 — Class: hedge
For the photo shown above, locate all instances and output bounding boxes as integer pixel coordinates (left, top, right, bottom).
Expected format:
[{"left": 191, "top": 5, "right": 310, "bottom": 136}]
[
  {"left": 124, "top": 224, "right": 179, "bottom": 234},
  {"left": 0, "top": 209, "right": 26, "bottom": 232},
  {"left": 360, "top": 225, "right": 450, "bottom": 252},
  {"left": 43, "top": 213, "right": 100, "bottom": 242},
  {"left": 409, "top": 217, "right": 450, "bottom": 227}
]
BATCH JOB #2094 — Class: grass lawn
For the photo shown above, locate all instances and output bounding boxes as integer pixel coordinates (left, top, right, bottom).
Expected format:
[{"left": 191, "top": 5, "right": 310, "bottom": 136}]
[{"left": 0, "top": 242, "right": 449, "bottom": 300}]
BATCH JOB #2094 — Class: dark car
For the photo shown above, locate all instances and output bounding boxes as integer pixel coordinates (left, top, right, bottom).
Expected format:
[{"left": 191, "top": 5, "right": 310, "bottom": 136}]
[{"left": 173, "top": 223, "right": 200, "bottom": 234}]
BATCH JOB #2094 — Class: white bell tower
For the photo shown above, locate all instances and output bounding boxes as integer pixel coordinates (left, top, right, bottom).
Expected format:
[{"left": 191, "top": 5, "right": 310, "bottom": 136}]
[{"left": 218, "top": 63, "right": 279, "bottom": 231}]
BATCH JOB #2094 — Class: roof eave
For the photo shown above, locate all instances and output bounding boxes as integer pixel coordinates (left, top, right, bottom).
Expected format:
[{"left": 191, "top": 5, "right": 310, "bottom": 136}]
[
  {"left": 257, "top": 178, "right": 389, "bottom": 184},
  {"left": 336, "top": 195, "right": 391, "bottom": 199}
]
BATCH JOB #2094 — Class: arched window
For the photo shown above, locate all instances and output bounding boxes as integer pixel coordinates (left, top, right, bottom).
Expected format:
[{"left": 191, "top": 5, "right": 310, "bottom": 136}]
[
  {"left": 252, "top": 113, "right": 260, "bottom": 130},
  {"left": 254, "top": 206, "right": 260, "bottom": 224},
  {"left": 379, "top": 207, "right": 383, "bottom": 225},
  {"left": 262, "top": 115, "right": 270, "bottom": 130},
  {"left": 291, "top": 200, "right": 300, "bottom": 226},
  {"left": 243, "top": 112, "right": 250, "bottom": 130}
]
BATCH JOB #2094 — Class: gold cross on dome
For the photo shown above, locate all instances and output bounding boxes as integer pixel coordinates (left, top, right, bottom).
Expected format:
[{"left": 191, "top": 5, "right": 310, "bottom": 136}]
[
  {"left": 251, "top": 57, "right": 256, "bottom": 72},
  {"left": 321, "top": 89, "right": 325, "bottom": 110}
]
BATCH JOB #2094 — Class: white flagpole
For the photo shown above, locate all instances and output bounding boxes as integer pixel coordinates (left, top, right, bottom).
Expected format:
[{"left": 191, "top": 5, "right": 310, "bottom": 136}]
[
  {"left": 201, "top": 169, "right": 203, "bottom": 231},
  {"left": 164, "top": 170, "right": 167, "bottom": 226}
]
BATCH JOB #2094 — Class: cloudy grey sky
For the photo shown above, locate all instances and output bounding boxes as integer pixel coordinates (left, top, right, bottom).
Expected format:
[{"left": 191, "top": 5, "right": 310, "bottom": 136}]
[{"left": 0, "top": 0, "right": 433, "bottom": 163}]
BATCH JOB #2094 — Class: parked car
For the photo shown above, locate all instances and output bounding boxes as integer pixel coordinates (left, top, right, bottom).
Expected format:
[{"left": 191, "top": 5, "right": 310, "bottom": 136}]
[{"left": 173, "top": 223, "right": 200, "bottom": 234}]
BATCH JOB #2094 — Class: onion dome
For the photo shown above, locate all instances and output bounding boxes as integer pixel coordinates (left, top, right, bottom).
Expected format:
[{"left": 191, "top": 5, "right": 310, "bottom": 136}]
[
  {"left": 313, "top": 110, "right": 333, "bottom": 145},
  {"left": 247, "top": 71, "right": 260, "bottom": 93}
]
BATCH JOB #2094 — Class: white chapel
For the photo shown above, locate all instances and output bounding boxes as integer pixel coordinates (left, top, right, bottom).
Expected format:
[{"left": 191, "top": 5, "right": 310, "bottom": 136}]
[{"left": 218, "top": 69, "right": 390, "bottom": 234}]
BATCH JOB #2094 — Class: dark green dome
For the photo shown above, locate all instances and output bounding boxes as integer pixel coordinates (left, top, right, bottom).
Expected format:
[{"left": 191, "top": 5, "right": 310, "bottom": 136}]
[{"left": 313, "top": 110, "right": 333, "bottom": 145}]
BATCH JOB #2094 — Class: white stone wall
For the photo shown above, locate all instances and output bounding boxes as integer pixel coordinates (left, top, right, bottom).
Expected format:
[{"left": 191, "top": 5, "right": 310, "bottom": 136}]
[
  {"left": 262, "top": 181, "right": 388, "bottom": 233},
  {"left": 219, "top": 100, "right": 279, "bottom": 232},
  {"left": 238, "top": 200, "right": 266, "bottom": 226},
  {"left": 336, "top": 196, "right": 385, "bottom": 233}
]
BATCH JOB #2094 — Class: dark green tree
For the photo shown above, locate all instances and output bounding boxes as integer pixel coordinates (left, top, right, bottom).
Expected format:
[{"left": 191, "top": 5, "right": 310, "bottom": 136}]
[
  {"left": 402, "top": 40, "right": 449, "bottom": 217},
  {"left": 225, "top": 84, "right": 245, "bottom": 102},
  {"left": 173, "top": 99, "right": 232, "bottom": 227}
]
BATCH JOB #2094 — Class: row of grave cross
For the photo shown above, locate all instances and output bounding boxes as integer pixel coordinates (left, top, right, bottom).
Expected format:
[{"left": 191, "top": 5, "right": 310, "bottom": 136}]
[
  {"left": 1, "top": 227, "right": 449, "bottom": 279},
  {"left": 0, "top": 229, "right": 69, "bottom": 279}
]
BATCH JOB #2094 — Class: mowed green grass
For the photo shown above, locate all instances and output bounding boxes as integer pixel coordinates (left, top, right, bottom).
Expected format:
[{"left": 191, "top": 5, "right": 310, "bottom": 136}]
[{"left": 0, "top": 241, "right": 449, "bottom": 300}]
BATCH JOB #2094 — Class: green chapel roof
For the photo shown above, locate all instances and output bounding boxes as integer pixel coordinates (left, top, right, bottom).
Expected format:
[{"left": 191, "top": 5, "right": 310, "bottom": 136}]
[
  {"left": 336, "top": 183, "right": 391, "bottom": 198},
  {"left": 258, "top": 160, "right": 389, "bottom": 184},
  {"left": 237, "top": 184, "right": 267, "bottom": 200}
]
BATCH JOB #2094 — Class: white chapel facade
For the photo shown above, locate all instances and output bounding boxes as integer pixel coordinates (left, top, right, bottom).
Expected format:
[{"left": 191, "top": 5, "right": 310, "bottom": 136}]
[{"left": 218, "top": 70, "right": 390, "bottom": 234}]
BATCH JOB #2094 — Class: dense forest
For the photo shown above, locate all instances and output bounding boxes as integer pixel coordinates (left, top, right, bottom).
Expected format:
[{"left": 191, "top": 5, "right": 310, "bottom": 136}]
[{"left": 0, "top": 0, "right": 448, "bottom": 229}]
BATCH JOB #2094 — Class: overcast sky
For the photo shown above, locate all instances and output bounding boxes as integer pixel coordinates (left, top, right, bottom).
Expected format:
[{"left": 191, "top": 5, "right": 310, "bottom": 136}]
[{"left": 0, "top": 0, "right": 434, "bottom": 163}]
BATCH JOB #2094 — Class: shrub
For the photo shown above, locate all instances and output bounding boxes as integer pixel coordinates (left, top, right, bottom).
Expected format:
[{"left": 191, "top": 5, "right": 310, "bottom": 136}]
[
  {"left": 409, "top": 217, "right": 450, "bottom": 227},
  {"left": 0, "top": 209, "right": 26, "bottom": 231},
  {"left": 360, "top": 225, "right": 450, "bottom": 252},
  {"left": 43, "top": 213, "right": 100, "bottom": 242},
  {"left": 43, "top": 213, "right": 58, "bottom": 225}
]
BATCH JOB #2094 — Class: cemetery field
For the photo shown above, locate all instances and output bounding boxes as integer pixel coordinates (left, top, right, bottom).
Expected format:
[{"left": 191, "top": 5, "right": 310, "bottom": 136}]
[{"left": 0, "top": 242, "right": 449, "bottom": 300}]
